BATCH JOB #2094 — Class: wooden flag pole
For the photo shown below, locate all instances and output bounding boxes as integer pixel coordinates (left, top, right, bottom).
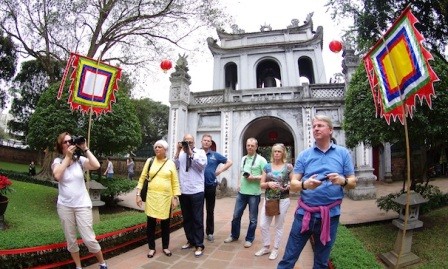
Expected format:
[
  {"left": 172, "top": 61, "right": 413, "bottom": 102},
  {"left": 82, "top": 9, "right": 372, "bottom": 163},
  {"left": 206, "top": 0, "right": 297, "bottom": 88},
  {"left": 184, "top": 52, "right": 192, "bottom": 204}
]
[
  {"left": 84, "top": 55, "right": 103, "bottom": 189},
  {"left": 378, "top": 31, "right": 412, "bottom": 269}
]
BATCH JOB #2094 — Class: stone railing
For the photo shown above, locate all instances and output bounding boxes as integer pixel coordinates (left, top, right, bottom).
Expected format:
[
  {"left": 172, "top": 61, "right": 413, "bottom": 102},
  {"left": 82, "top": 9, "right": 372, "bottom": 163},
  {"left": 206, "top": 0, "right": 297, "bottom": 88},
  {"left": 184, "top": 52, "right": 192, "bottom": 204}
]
[{"left": 190, "top": 83, "right": 345, "bottom": 105}]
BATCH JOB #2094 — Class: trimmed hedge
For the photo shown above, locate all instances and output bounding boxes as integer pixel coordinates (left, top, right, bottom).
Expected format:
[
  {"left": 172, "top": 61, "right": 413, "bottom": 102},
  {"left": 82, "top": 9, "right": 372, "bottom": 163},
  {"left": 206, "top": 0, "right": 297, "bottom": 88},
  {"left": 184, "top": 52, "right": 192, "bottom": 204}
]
[{"left": 330, "top": 225, "right": 383, "bottom": 268}]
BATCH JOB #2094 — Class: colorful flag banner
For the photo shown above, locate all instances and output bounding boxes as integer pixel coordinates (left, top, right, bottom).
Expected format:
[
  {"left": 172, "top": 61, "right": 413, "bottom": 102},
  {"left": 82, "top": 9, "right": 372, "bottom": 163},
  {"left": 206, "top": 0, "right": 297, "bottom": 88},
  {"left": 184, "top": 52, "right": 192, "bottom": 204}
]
[
  {"left": 363, "top": 6, "right": 439, "bottom": 124},
  {"left": 58, "top": 53, "right": 122, "bottom": 115}
]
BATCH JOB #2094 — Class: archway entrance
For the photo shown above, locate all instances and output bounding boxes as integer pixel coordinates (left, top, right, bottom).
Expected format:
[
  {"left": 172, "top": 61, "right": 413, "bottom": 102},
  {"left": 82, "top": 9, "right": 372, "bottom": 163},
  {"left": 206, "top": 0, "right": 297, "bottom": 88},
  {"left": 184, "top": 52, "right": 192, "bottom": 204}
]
[{"left": 242, "top": 116, "right": 295, "bottom": 163}]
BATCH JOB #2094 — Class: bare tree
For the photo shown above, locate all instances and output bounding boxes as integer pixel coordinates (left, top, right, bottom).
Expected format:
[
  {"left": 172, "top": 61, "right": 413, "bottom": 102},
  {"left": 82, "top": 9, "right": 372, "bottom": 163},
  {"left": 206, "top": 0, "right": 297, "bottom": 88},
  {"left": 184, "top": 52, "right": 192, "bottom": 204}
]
[{"left": 0, "top": 0, "right": 229, "bottom": 82}]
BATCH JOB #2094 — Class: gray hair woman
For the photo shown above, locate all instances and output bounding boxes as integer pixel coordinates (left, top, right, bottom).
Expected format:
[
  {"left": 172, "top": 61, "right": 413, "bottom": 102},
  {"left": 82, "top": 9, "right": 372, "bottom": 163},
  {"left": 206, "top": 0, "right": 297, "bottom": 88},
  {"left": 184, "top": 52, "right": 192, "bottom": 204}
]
[{"left": 136, "top": 139, "right": 181, "bottom": 258}]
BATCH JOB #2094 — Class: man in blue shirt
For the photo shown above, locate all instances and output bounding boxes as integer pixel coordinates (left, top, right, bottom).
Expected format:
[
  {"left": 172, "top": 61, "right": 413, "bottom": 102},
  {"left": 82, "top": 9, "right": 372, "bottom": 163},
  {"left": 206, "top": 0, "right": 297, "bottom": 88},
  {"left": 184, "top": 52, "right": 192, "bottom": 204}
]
[
  {"left": 201, "top": 134, "right": 233, "bottom": 242},
  {"left": 278, "top": 114, "right": 357, "bottom": 269}
]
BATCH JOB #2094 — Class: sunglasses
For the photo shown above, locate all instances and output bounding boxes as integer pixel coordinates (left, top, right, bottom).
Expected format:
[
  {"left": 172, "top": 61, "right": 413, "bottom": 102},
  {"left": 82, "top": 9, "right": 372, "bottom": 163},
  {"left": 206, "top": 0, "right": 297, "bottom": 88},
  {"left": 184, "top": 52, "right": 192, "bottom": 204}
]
[{"left": 63, "top": 140, "right": 72, "bottom": 145}]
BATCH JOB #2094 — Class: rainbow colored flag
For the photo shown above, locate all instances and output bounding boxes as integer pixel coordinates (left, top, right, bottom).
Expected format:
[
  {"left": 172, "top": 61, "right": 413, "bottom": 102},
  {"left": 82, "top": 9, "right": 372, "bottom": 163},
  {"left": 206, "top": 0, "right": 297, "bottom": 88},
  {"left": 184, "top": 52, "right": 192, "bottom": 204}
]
[
  {"left": 363, "top": 6, "right": 439, "bottom": 124},
  {"left": 58, "top": 53, "right": 122, "bottom": 115}
]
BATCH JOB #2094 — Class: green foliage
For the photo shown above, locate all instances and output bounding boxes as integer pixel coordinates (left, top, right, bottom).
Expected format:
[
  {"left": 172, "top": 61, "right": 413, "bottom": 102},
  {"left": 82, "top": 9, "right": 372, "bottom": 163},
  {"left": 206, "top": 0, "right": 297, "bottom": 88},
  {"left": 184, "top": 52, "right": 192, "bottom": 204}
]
[
  {"left": 327, "top": 0, "right": 448, "bottom": 54},
  {"left": 331, "top": 225, "right": 383, "bottom": 269},
  {"left": 376, "top": 183, "right": 448, "bottom": 214},
  {"left": 27, "top": 82, "right": 141, "bottom": 156},
  {"left": 0, "top": 30, "right": 17, "bottom": 108},
  {"left": 8, "top": 60, "right": 55, "bottom": 140},
  {"left": 92, "top": 175, "right": 137, "bottom": 206},
  {"left": 131, "top": 98, "right": 169, "bottom": 157}
]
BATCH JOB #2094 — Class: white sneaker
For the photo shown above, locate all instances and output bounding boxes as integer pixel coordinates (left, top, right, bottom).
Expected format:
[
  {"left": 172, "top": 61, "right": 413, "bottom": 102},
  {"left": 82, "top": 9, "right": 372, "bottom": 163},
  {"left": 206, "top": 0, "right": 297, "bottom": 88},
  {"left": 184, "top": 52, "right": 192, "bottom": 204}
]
[
  {"left": 207, "top": 234, "right": 214, "bottom": 242},
  {"left": 255, "top": 247, "right": 270, "bottom": 256},
  {"left": 224, "top": 236, "right": 236, "bottom": 243},
  {"left": 269, "top": 249, "right": 279, "bottom": 260},
  {"left": 244, "top": 241, "right": 252, "bottom": 248}
]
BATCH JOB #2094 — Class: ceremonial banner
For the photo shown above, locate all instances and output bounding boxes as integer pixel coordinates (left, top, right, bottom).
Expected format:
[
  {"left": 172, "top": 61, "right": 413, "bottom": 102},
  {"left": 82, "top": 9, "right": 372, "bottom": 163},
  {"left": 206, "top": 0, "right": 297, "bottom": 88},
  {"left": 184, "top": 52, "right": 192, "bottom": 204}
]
[
  {"left": 58, "top": 53, "right": 122, "bottom": 115},
  {"left": 363, "top": 6, "right": 439, "bottom": 124}
]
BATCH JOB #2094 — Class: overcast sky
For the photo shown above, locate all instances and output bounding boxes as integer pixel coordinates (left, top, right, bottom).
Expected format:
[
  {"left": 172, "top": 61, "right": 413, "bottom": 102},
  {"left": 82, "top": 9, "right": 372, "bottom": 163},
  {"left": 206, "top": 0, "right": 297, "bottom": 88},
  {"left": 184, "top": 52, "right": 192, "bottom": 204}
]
[{"left": 134, "top": 0, "right": 351, "bottom": 105}]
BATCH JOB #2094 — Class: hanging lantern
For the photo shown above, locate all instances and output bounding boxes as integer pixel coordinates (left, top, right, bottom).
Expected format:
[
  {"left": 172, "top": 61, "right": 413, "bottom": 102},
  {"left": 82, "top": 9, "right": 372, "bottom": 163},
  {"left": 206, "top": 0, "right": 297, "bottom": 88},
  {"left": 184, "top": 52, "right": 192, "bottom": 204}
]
[
  {"left": 160, "top": 59, "right": 172, "bottom": 73},
  {"left": 268, "top": 130, "right": 278, "bottom": 141},
  {"left": 329, "top": 40, "right": 343, "bottom": 53}
]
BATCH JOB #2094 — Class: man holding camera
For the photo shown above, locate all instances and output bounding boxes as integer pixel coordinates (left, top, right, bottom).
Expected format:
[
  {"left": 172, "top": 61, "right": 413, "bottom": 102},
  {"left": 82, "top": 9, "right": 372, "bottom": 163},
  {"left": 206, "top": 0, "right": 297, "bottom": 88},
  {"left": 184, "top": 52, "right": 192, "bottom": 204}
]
[
  {"left": 224, "top": 137, "right": 267, "bottom": 248},
  {"left": 174, "top": 134, "right": 207, "bottom": 257}
]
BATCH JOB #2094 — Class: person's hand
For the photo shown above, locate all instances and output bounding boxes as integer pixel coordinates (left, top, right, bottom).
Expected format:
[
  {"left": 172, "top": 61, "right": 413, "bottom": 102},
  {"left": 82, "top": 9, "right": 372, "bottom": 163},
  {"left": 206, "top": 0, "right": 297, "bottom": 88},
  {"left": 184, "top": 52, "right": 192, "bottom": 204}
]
[
  {"left": 66, "top": 145, "right": 76, "bottom": 158},
  {"left": 267, "top": 181, "right": 280, "bottom": 190},
  {"left": 326, "top": 173, "right": 345, "bottom": 186},
  {"left": 171, "top": 196, "right": 179, "bottom": 208},
  {"left": 136, "top": 196, "right": 143, "bottom": 207},
  {"left": 77, "top": 141, "right": 88, "bottom": 152},
  {"left": 303, "top": 174, "right": 323, "bottom": 190}
]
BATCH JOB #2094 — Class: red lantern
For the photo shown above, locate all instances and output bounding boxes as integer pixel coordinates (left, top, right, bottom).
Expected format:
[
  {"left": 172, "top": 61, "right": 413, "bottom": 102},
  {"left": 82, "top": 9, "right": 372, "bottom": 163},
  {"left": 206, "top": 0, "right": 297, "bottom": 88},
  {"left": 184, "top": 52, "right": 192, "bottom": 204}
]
[
  {"left": 268, "top": 130, "right": 278, "bottom": 141},
  {"left": 160, "top": 59, "right": 172, "bottom": 73},
  {"left": 329, "top": 40, "right": 343, "bottom": 53}
]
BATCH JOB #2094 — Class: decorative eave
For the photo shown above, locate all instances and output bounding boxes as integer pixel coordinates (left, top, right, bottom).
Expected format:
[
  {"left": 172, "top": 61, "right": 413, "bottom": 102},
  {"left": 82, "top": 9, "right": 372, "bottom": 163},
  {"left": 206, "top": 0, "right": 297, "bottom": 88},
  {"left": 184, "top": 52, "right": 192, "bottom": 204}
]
[
  {"left": 216, "top": 18, "right": 314, "bottom": 41},
  {"left": 207, "top": 26, "right": 323, "bottom": 56}
]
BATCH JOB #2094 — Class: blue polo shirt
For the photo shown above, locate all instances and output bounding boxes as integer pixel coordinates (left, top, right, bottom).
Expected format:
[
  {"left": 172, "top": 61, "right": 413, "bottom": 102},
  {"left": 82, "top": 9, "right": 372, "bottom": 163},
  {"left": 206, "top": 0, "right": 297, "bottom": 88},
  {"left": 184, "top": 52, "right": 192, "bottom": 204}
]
[
  {"left": 204, "top": 150, "right": 228, "bottom": 187},
  {"left": 294, "top": 143, "right": 354, "bottom": 217}
]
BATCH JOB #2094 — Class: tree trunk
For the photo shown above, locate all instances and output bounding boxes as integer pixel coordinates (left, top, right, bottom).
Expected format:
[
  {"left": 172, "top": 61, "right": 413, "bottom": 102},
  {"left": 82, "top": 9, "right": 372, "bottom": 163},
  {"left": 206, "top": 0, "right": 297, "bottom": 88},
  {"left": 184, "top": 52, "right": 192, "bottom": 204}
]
[{"left": 36, "top": 149, "right": 57, "bottom": 180}]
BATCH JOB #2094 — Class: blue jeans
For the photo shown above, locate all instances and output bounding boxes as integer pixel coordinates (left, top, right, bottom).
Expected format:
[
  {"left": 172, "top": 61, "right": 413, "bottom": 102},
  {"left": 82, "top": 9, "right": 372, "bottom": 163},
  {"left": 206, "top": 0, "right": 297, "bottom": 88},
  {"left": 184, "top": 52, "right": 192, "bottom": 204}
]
[
  {"left": 278, "top": 213, "right": 340, "bottom": 269},
  {"left": 230, "top": 192, "right": 260, "bottom": 242}
]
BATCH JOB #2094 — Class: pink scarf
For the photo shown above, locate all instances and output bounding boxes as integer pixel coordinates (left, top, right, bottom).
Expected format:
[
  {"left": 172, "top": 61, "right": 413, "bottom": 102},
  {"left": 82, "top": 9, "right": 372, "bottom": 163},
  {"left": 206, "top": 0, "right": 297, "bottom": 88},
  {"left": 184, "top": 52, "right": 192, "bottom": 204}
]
[{"left": 298, "top": 199, "right": 342, "bottom": 245}]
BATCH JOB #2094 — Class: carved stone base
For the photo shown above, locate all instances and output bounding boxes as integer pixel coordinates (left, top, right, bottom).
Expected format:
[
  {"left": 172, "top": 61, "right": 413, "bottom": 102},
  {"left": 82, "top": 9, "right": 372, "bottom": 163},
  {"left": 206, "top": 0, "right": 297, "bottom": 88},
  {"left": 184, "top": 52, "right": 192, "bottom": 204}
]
[
  {"left": 216, "top": 178, "right": 231, "bottom": 199},
  {"left": 92, "top": 207, "right": 100, "bottom": 224},
  {"left": 380, "top": 250, "right": 420, "bottom": 268},
  {"left": 347, "top": 165, "right": 377, "bottom": 200}
]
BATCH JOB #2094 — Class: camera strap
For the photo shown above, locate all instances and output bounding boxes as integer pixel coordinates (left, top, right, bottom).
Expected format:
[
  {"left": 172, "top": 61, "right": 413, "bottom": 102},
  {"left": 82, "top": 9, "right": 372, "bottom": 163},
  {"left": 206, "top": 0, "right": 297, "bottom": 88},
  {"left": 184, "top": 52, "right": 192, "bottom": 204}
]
[
  {"left": 243, "top": 154, "right": 257, "bottom": 168},
  {"left": 146, "top": 158, "right": 168, "bottom": 182}
]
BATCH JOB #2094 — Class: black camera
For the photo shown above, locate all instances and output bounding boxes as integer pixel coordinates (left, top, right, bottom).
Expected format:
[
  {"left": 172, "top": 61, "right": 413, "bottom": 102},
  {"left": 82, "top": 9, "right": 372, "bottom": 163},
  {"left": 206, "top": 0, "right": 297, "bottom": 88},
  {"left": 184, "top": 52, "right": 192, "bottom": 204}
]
[
  {"left": 243, "top": 172, "right": 250, "bottom": 178},
  {"left": 181, "top": 141, "right": 189, "bottom": 147},
  {"left": 69, "top": 135, "right": 86, "bottom": 145}
]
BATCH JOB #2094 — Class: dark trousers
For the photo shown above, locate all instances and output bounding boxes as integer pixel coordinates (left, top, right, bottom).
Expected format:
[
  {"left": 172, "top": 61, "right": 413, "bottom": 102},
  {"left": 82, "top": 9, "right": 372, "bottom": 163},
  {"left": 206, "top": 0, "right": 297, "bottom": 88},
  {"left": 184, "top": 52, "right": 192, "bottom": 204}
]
[
  {"left": 204, "top": 185, "right": 217, "bottom": 235},
  {"left": 147, "top": 216, "right": 170, "bottom": 250},
  {"left": 179, "top": 192, "right": 205, "bottom": 248}
]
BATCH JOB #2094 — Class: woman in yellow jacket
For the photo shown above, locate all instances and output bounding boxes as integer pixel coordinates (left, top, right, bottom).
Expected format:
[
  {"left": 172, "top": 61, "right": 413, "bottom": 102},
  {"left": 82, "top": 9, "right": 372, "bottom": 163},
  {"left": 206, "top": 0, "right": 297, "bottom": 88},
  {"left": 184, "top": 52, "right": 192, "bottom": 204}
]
[{"left": 136, "top": 140, "right": 181, "bottom": 258}]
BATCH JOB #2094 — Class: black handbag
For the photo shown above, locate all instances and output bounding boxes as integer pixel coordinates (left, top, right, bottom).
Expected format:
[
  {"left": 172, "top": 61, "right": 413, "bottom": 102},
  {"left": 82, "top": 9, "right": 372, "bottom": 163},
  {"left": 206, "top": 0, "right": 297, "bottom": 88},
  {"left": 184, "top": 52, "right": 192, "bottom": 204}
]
[{"left": 140, "top": 158, "right": 153, "bottom": 202}]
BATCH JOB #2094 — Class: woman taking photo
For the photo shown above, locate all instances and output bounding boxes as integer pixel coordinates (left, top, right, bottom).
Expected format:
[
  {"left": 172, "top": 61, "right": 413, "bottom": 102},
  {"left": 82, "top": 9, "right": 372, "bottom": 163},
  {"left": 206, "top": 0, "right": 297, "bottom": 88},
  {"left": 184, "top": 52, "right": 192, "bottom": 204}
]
[
  {"left": 51, "top": 132, "right": 108, "bottom": 269},
  {"left": 255, "top": 143, "right": 293, "bottom": 260},
  {"left": 136, "top": 140, "right": 181, "bottom": 258}
]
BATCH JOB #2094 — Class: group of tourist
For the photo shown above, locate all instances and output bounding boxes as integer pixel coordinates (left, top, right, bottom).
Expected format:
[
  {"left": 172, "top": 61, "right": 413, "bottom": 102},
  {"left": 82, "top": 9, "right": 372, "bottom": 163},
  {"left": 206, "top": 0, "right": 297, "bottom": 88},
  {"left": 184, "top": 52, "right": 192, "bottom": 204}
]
[{"left": 50, "top": 114, "right": 356, "bottom": 269}]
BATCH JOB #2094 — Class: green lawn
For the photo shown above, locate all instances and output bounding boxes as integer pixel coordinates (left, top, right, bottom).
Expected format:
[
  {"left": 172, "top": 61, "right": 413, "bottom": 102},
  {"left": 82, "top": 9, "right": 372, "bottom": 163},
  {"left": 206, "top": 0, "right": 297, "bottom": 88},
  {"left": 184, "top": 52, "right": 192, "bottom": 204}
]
[
  {"left": 1, "top": 180, "right": 145, "bottom": 249},
  {"left": 0, "top": 161, "right": 41, "bottom": 174},
  {"left": 349, "top": 206, "right": 448, "bottom": 269}
]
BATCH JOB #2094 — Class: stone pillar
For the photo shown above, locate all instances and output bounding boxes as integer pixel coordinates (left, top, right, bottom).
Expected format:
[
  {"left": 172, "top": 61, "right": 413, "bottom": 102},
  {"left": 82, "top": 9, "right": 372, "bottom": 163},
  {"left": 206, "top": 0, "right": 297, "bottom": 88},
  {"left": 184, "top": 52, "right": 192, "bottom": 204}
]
[
  {"left": 88, "top": 180, "right": 107, "bottom": 224},
  {"left": 168, "top": 54, "right": 192, "bottom": 158},
  {"left": 348, "top": 142, "right": 377, "bottom": 200},
  {"left": 383, "top": 142, "right": 393, "bottom": 182}
]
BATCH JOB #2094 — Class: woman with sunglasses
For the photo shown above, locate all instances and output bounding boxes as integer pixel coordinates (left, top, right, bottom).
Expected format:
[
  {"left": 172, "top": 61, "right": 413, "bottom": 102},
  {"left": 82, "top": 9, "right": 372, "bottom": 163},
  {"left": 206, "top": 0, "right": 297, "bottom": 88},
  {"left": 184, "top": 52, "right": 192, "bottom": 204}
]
[
  {"left": 51, "top": 132, "right": 108, "bottom": 269},
  {"left": 255, "top": 143, "right": 293, "bottom": 260}
]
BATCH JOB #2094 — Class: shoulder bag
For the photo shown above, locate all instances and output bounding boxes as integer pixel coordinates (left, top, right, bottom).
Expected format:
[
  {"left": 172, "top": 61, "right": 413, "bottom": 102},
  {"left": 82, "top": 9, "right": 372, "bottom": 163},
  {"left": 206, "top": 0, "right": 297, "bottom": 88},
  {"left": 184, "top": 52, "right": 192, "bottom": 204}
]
[
  {"left": 265, "top": 199, "right": 280, "bottom": 216},
  {"left": 141, "top": 158, "right": 167, "bottom": 202}
]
